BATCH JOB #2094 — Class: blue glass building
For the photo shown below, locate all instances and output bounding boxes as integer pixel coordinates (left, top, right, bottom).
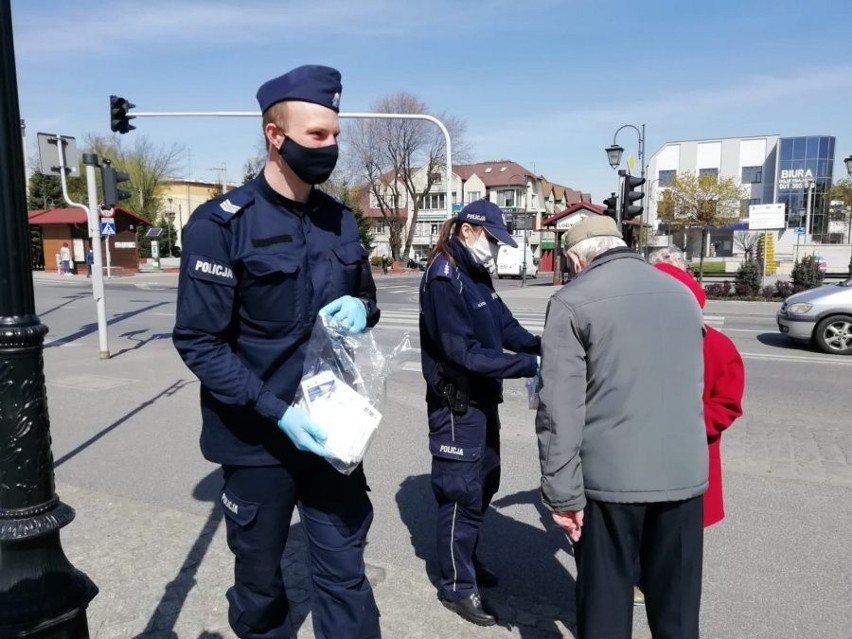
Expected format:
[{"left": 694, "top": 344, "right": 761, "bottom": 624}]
[{"left": 775, "top": 136, "right": 836, "bottom": 240}]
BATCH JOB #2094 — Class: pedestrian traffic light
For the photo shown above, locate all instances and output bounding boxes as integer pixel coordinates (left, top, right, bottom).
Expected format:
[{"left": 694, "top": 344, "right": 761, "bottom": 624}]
[
  {"left": 101, "top": 160, "right": 131, "bottom": 207},
  {"left": 603, "top": 192, "right": 618, "bottom": 220},
  {"left": 110, "top": 95, "right": 136, "bottom": 134},
  {"left": 620, "top": 174, "right": 646, "bottom": 220}
]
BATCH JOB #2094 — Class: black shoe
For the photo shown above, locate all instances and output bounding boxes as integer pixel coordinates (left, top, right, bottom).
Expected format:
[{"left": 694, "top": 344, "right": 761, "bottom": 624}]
[
  {"left": 474, "top": 560, "right": 500, "bottom": 588},
  {"left": 439, "top": 592, "right": 497, "bottom": 626}
]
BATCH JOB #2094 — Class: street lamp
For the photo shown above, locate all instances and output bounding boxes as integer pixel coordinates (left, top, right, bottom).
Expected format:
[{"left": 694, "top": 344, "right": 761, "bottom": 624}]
[
  {"left": 605, "top": 144, "right": 624, "bottom": 170},
  {"left": 0, "top": 4, "right": 97, "bottom": 634},
  {"left": 605, "top": 124, "right": 646, "bottom": 251}
]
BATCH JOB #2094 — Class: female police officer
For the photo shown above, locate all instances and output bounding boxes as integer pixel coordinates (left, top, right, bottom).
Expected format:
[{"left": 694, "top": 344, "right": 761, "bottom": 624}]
[{"left": 419, "top": 199, "right": 540, "bottom": 626}]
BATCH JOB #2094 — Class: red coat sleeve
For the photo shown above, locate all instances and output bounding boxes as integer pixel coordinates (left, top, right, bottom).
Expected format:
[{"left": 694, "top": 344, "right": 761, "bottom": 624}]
[{"left": 703, "top": 327, "right": 745, "bottom": 440}]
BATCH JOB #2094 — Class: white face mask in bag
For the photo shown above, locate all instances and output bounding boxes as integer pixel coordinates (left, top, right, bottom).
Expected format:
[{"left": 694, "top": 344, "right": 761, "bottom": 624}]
[{"left": 466, "top": 231, "right": 499, "bottom": 268}]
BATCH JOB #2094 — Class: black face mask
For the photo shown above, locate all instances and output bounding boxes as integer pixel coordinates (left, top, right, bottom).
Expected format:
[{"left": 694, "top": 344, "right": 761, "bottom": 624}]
[{"left": 279, "top": 137, "right": 338, "bottom": 185}]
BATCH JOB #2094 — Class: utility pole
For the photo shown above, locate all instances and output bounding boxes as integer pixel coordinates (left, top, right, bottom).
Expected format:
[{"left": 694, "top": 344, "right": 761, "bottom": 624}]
[{"left": 0, "top": 2, "right": 98, "bottom": 634}]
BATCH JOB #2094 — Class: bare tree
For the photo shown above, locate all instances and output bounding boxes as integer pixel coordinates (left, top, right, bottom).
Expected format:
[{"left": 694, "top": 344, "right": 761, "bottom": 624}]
[
  {"left": 86, "top": 134, "right": 184, "bottom": 221},
  {"left": 733, "top": 231, "right": 762, "bottom": 261},
  {"left": 343, "top": 92, "right": 470, "bottom": 260}
]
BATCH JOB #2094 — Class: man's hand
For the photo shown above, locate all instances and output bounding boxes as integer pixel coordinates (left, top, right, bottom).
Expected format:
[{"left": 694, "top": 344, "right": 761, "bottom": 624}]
[
  {"left": 319, "top": 295, "right": 367, "bottom": 334},
  {"left": 552, "top": 510, "right": 584, "bottom": 542},
  {"left": 277, "top": 405, "right": 331, "bottom": 457}
]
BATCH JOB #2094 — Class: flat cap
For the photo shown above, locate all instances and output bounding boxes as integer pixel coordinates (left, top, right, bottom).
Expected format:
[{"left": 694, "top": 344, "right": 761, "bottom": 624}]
[
  {"left": 256, "top": 65, "right": 342, "bottom": 113},
  {"left": 564, "top": 214, "right": 621, "bottom": 249}
]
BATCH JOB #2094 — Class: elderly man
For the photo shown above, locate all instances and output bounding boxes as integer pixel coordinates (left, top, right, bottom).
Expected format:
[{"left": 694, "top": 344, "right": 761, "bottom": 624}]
[{"left": 536, "top": 216, "right": 708, "bottom": 639}]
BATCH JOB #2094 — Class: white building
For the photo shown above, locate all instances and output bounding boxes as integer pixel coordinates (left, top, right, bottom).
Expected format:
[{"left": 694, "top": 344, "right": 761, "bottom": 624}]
[{"left": 646, "top": 134, "right": 846, "bottom": 269}]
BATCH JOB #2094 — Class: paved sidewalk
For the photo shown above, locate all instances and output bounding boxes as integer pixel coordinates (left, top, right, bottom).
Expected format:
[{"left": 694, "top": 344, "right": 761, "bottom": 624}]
[{"left": 60, "top": 481, "right": 577, "bottom": 638}]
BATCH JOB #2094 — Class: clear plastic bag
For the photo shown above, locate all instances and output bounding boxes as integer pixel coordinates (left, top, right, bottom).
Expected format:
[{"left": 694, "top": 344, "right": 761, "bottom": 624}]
[
  {"left": 294, "top": 313, "right": 411, "bottom": 474},
  {"left": 526, "top": 373, "right": 542, "bottom": 410}
]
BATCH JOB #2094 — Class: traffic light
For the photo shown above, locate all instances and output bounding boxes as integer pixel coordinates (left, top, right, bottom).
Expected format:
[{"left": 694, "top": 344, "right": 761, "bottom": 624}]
[
  {"left": 603, "top": 192, "right": 618, "bottom": 220},
  {"left": 101, "top": 160, "right": 131, "bottom": 207},
  {"left": 620, "top": 174, "right": 646, "bottom": 220},
  {"left": 110, "top": 95, "right": 136, "bottom": 134}
]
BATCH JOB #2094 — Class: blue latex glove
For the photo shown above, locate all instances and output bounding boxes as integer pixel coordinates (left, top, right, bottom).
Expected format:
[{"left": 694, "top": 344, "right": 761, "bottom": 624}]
[
  {"left": 319, "top": 295, "right": 367, "bottom": 334},
  {"left": 277, "top": 406, "right": 330, "bottom": 457}
]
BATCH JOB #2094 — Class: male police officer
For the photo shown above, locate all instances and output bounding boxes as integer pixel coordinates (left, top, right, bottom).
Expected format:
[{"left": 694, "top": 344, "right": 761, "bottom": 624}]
[{"left": 173, "top": 65, "right": 381, "bottom": 639}]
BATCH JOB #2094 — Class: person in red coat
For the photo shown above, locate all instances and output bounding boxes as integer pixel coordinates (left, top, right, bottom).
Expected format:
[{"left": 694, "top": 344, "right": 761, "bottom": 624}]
[{"left": 650, "top": 250, "right": 745, "bottom": 526}]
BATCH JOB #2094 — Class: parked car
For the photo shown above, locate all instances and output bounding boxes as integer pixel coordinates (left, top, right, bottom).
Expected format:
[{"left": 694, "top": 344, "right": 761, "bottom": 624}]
[{"left": 776, "top": 278, "right": 852, "bottom": 355}]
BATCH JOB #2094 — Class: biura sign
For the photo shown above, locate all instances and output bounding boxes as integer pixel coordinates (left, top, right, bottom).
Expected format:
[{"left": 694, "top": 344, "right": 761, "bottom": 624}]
[{"left": 777, "top": 168, "right": 814, "bottom": 191}]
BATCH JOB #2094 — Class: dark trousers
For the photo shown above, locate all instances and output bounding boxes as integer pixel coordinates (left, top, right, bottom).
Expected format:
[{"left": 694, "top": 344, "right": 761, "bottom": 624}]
[
  {"left": 574, "top": 497, "right": 704, "bottom": 639},
  {"left": 428, "top": 403, "right": 500, "bottom": 601},
  {"left": 221, "top": 461, "right": 380, "bottom": 639}
]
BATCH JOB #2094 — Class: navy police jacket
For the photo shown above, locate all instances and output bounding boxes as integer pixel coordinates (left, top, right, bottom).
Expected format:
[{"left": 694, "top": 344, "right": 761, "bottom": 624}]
[
  {"left": 419, "top": 237, "right": 539, "bottom": 407},
  {"left": 173, "top": 173, "right": 380, "bottom": 466}
]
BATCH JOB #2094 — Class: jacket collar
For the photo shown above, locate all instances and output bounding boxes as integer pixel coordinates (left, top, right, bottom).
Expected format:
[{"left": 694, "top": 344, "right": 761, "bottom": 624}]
[
  {"left": 576, "top": 247, "right": 643, "bottom": 279},
  {"left": 257, "top": 172, "right": 320, "bottom": 214},
  {"left": 447, "top": 236, "right": 491, "bottom": 281}
]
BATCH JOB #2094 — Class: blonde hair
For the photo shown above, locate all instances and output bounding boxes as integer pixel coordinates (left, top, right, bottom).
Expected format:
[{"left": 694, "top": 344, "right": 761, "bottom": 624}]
[{"left": 261, "top": 102, "right": 290, "bottom": 150}]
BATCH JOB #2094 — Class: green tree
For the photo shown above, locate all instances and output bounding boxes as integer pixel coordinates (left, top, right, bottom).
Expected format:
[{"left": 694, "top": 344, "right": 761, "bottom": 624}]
[
  {"left": 734, "top": 258, "right": 761, "bottom": 297},
  {"left": 657, "top": 172, "right": 747, "bottom": 282},
  {"left": 792, "top": 255, "right": 824, "bottom": 290},
  {"left": 322, "top": 179, "right": 374, "bottom": 254},
  {"left": 828, "top": 179, "right": 852, "bottom": 244},
  {"left": 27, "top": 171, "right": 86, "bottom": 209}
]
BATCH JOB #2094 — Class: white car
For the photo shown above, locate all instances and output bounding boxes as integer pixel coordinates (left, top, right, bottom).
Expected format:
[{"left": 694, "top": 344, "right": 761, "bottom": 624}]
[{"left": 776, "top": 278, "right": 852, "bottom": 355}]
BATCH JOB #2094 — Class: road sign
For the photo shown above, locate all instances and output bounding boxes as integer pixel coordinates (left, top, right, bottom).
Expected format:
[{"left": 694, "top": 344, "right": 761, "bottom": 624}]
[
  {"left": 100, "top": 218, "right": 116, "bottom": 236},
  {"left": 748, "top": 203, "right": 785, "bottom": 230},
  {"left": 794, "top": 227, "right": 806, "bottom": 235},
  {"left": 36, "top": 132, "right": 79, "bottom": 176},
  {"left": 99, "top": 206, "right": 115, "bottom": 218}
]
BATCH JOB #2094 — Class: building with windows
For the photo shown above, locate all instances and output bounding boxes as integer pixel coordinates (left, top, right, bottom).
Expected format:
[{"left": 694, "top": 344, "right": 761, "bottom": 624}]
[
  {"left": 646, "top": 135, "right": 841, "bottom": 266},
  {"left": 357, "top": 160, "right": 587, "bottom": 261},
  {"left": 159, "top": 179, "right": 234, "bottom": 249}
]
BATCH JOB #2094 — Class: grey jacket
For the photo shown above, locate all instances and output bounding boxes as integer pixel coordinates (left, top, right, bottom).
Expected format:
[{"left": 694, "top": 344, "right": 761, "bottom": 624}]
[{"left": 536, "top": 249, "right": 708, "bottom": 511}]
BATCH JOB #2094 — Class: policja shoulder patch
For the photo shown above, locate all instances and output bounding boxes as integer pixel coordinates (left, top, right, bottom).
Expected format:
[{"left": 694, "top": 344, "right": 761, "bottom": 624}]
[{"left": 188, "top": 254, "right": 237, "bottom": 287}]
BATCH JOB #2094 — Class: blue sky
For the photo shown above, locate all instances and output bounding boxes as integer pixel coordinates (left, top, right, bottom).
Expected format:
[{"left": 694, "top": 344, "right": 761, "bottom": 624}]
[{"left": 11, "top": 0, "right": 852, "bottom": 202}]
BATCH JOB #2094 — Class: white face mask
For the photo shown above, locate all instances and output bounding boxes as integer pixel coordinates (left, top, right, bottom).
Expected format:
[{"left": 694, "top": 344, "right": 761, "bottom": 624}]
[{"left": 466, "top": 230, "right": 499, "bottom": 268}]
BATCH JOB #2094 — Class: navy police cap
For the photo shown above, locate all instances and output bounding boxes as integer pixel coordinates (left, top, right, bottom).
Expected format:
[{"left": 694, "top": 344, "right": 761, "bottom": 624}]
[
  {"left": 456, "top": 199, "right": 517, "bottom": 247},
  {"left": 256, "top": 65, "right": 342, "bottom": 113}
]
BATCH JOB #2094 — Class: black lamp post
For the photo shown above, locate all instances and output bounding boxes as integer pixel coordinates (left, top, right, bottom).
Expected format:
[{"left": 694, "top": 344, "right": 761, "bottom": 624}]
[
  {"left": 845, "top": 154, "right": 852, "bottom": 278},
  {"left": 0, "top": 2, "right": 97, "bottom": 635}
]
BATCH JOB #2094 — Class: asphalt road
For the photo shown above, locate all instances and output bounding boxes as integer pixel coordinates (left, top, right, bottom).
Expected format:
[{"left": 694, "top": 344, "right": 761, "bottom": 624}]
[{"left": 32, "top": 271, "right": 852, "bottom": 638}]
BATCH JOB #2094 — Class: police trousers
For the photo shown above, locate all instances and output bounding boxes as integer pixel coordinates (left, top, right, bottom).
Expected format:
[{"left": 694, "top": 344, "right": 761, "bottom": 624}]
[
  {"left": 574, "top": 497, "right": 704, "bottom": 639},
  {"left": 220, "top": 461, "right": 381, "bottom": 639},
  {"left": 427, "top": 401, "right": 500, "bottom": 601}
]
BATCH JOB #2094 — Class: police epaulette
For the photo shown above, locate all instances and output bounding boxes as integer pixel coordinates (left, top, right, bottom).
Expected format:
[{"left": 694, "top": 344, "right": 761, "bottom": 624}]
[
  {"left": 211, "top": 189, "right": 254, "bottom": 223},
  {"left": 426, "top": 256, "right": 456, "bottom": 281}
]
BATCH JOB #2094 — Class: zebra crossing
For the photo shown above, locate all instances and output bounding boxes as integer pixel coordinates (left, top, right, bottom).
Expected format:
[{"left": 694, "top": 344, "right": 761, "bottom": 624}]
[
  {"left": 378, "top": 306, "right": 547, "bottom": 334},
  {"left": 378, "top": 306, "right": 725, "bottom": 335}
]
